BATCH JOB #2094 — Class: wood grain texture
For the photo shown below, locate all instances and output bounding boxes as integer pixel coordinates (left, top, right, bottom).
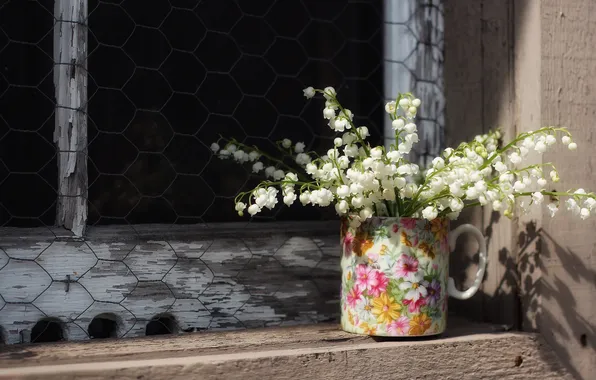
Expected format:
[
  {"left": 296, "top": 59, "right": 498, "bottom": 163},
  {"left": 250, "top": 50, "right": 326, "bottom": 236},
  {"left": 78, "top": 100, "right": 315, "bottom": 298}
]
[
  {"left": 123, "top": 242, "right": 176, "bottom": 281},
  {"left": 0, "top": 303, "right": 46, "bottom": 344},
  {"left": 75, "top": 301, "right": 136, "bottom": 338},
  {"left": 0, "top": 222, "right": 343, "bottom": 344},
  {"left": 444, "top": 0, "right": 519, "bottom": 326},
  {"left": 538, "top": 1, "right": 596, "bottom": 378},
  {"left": 0, "top": 260, "right": 52, "bottom": 302},
  {"left": 480, "top": 0, "right": 518, "bottom": 328},
  {"left": 32, "top": 282, "right": 93, "bottom": 321},
  {"left": 53, "top": 0, "right": 88, "bottom": 237},
  {"left": 120, "top": 281, "right": 175, "bottom": 321},
  {"left": 79, "top": 260, "right": 137, "bottom": 303},
  {"left": 35, "top": 241, "right": 97, "bottom": 280},
  {"left": 163, "top": 259, "right": 213, "bottom": 298},
  {"left": 0, "top": 323, "right": 572, "bottom": 380},
  {"left": 0, "top": 236, "right": 53, "bottom": 260},
  {"left": 443, "top": 0, "right": 487, "bottom": 321}
]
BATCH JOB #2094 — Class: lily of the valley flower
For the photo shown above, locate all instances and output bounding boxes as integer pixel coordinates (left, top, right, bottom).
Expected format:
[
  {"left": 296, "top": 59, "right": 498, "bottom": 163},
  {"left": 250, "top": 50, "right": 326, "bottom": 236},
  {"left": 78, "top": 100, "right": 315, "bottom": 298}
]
[{"left": 211, "top": 86, "right": 596, "bottom": 226}]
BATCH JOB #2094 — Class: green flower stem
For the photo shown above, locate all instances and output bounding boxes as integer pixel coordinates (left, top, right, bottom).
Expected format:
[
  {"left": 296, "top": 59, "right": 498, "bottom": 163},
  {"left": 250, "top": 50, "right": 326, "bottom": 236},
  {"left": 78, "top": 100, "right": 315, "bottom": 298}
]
[
  {"left": 515, "top": 191, "right": 595, "bottom": 198},
  {"left": 222, "top": 138, "right": 310, "bottom": 182},
  {"left": 481, "top": 127, "right": 570, "bottom": 170}
]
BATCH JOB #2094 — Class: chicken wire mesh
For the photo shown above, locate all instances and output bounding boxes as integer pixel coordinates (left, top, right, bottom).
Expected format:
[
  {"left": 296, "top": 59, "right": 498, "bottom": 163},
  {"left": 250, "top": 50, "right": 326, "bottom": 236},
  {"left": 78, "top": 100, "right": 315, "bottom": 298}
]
[
  {"left": 0, "top": 230, "right": 341, "bottom": 344},
  {"left": 0, "top": 0, "right": 445, "bottom": 344},
  {"left": 85, "top": 0, "right": 386, "bottom": 225},
  {"left": 0, "top": 0, "right": 57, "bottom": 228}
]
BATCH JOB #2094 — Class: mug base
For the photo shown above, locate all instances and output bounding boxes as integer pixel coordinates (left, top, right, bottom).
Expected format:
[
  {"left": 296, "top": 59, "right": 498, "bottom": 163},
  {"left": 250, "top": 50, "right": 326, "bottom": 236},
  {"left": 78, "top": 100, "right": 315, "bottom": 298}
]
[{"left": 341, "top": 325, "right": 444, "bottom": 338}]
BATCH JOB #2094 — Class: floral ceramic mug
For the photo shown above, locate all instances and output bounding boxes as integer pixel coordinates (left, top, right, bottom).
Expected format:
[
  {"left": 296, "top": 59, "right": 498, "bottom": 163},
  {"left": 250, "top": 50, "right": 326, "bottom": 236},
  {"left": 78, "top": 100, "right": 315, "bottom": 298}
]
[{"left": 340, "top": 217, "right": 487, "bottom": 337}]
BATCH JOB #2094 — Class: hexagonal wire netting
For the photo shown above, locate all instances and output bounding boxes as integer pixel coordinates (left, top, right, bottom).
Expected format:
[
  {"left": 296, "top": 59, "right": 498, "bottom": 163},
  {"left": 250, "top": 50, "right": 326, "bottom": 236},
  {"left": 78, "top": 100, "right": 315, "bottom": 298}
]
[
  {"left": 0, "top": 0, "right": 444, "bottom": 343},
  {"left": 0, "top": 0, "right": 57, "bottom": 228},
  {"left": 85, "top": 0, "right": 387, "bottom": 225}
]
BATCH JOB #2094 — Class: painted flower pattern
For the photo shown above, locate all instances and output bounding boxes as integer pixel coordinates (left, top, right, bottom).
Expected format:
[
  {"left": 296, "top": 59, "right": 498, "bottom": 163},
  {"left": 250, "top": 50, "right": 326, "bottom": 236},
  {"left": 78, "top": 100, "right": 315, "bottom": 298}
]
[
  {"left": 394, "top": 254, "right": 419, "bottom": 278},
  {"left": 346, "top": 285, "right": 363, "bottom": 308},
  {"left": 409, "top": 313, "right": 432, "bottom": 335},
  {"left": 425, "top": 279, "right": 442, "bottom": 307},
  {"left": 341, "top": 217, "right": 449, "bottom": 337},
  {"left": 388, "top": 316, "right": 410, "bottom": 336},
  {"left": 371, "top": 293, "right": 401, "bottom": 323}
]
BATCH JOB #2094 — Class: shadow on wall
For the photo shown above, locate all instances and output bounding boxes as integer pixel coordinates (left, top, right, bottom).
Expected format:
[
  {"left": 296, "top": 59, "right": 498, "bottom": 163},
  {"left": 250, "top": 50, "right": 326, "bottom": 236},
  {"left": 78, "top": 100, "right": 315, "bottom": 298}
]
[
  {"left": 443, "top": 1, "right": 595, "bottom": 377},
  {"left": 519, "top": 223, "right": 596, "bottom": 380},
  {"left": 447, "top": 213, "right": 595, "bottom": 378}
]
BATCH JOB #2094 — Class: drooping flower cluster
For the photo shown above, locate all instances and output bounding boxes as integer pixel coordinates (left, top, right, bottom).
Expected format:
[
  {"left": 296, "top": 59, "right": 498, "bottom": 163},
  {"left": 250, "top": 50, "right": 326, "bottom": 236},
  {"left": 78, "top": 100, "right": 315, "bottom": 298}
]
[{"left": 212, "top": 86, "right": 596, "bottom": 227}]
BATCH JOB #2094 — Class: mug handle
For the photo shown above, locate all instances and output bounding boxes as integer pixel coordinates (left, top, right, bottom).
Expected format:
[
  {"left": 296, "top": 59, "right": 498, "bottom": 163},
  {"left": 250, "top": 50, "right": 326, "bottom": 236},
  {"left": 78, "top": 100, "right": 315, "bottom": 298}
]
[{"left": 447, "top": 224, "right": 487, "bottom": 300}]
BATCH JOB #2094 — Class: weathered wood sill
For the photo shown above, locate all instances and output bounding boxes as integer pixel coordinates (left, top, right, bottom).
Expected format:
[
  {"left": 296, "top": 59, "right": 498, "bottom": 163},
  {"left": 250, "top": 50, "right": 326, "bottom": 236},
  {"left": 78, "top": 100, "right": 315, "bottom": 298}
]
[{"left": 0, "top": 318, "right": 571, "bottom": 380}]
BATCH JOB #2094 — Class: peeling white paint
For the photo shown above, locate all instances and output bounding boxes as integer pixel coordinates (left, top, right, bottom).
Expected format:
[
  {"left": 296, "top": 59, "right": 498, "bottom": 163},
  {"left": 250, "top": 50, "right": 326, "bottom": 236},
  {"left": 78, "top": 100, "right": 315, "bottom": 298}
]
[
  {"left": 0, "top": 223, "right": 342, "bottom": 344},
  {"left": 35, "top": 241, "right": 97, "bottom": 280},
  {"left": 0, "top": 260, "right": 52, "bottom": 302},
  {"left": 124, "top": 242, "right": 176, "bottom": 281}
]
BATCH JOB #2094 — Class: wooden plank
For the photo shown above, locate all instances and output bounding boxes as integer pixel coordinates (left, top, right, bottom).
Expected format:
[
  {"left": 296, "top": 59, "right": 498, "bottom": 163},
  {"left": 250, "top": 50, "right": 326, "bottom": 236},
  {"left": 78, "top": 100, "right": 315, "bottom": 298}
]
[
  {"left": 75, "top": 302, "right": 136, "bottom": 339},
  {"left": 123, "top": 242, "right": 176, "bottom": 281},
  {"left": 0, "top": 259, "right": 52, "bottom": 302},
  {"left": 0, "top": 321, "right": 569, "bottom": 380},
  {"left": 538, "top": 1, "right": 596, "bottom": 378},
  {"left": 79, "top": 260, "right": 137, "bottom": 303},
  {"left": 168, "top": 299, "right": 211, "bottom": 332},
  {"left": 53, "top": 0, "right": 88, "bottom": 237},
  {"left": 120, "top": 281, "right": 175, "bottom": 321},
  {"left": 33, "top": 282, "right": 93, "bottom": 321},
  {"left": 163, "top": 259, "right": 213, "bottom": 298},
  {"left": 480, "top": 0, "right": 518, "bottom": 327},
  {"left": 35, "top": 241, "right": 97, "bottom": 280},
  {"left": 443, "top": 0, "right": 485, "bottom": 321},
  {"left": 0, "top": 304, "right": 46, "bottom": 344}
]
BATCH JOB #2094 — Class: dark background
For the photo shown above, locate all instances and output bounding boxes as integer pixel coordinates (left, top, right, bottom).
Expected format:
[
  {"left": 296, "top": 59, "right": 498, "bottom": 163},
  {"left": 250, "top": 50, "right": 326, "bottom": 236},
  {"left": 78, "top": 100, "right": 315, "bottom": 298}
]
[{"left": 0, "top": 0, "right": 384, "bottom": 227}]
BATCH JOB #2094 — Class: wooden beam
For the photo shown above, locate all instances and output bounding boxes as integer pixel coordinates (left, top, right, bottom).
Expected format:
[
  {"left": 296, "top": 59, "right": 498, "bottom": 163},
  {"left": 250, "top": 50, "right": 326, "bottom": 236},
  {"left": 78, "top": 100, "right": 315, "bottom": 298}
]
[{"left": 53, "top": 0, "right": 88, "bottom": 237}]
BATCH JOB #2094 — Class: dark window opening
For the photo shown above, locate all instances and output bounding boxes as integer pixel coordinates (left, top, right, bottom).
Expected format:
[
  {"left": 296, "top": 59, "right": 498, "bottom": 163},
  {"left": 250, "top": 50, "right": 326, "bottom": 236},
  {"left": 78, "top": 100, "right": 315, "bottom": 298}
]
[
  {"left": 31, "top": 318, "right": 64, "bottom": 343},
  {"left": 86, "top": 0, "right": 383, "bottom": 225},
  {"left": 145, "top": 314, "right": 177, "bottom": 336},
  {"left": 88, "top": 314, "right": 119, "bottom": 339},
  {"left": 0, "top": 0, "right": 57, "bottom": 227}
]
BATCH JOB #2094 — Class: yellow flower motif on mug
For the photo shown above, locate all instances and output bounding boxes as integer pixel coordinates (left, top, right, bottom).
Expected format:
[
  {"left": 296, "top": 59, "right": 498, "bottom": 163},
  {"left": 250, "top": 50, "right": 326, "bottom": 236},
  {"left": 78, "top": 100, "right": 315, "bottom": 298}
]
[
  {"left": 359, "top": 322, "right": 377, "bottom": 335},
  {"left": 355, "top": 239, "right": 374, "bottom": 256},
  {"left": 401, "top": 231, "right": 413, "bottom": 247},
  {"left": 348, "top": 310, "right": 355, "bottom": 326},
  {"left": 409, "top": 313, "right": 432, "bottom": 335},
  {"left": 372, "top": 292, "right": 401, "bottom": 323},
  {"left": 379, "top": 244, "right": 388, "bottom": 256},
  {"left": 430, "top": 218, "right": 449, "bottom": 241},
  {"left": 418, "top": 241, "right": 436, "bottom": 259},
  {"left": 346, "top": 271, "right": 352, "bottom": 281}
]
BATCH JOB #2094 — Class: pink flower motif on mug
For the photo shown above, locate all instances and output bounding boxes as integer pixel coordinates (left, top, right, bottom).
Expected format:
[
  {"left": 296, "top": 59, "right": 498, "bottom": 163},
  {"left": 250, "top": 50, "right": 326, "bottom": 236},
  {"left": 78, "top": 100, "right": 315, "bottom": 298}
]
[
  {"left": 387, "top": 316, "right": 410, "bottom": 336},
  {"left": 368, "top": 271, "right": 389, "bottom": 297},
  {"left": 400, "top": 274, "right": 429, "bottom": 313},
  {"left": 355, "top": 264, "right": 377, "bottom": 290},
  {"left": 401, "top": 218, "right": 417, "bottom": 230},
  {"left": 394, "top": 254, "right": 419, "bottom": 278},
  {"left": 343, "top": 231, "right": 354, "bottom": 255},
  {"left": 403, "top": 297, "right": 426, "bottom": 313},
  {"left": 346, "top": 285, "right": 363, "bottom": 308}
]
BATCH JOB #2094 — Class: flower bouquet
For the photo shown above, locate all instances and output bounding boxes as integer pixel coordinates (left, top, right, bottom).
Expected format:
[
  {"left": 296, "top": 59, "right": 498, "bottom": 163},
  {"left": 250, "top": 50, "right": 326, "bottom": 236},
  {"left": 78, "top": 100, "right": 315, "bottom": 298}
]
[{"left": 211, "top": 86, "right": 595, "bottom": 336}]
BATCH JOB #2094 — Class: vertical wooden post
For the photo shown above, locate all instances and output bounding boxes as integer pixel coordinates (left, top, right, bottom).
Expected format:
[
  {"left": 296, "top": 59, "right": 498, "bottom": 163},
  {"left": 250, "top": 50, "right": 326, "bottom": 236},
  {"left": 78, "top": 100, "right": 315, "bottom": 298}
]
[
  {"left": 444, "top": 0, "right": 519, "bottom": 325},
  {"left": 53, "top": 0, "right": 88, "bottom": 237}
]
